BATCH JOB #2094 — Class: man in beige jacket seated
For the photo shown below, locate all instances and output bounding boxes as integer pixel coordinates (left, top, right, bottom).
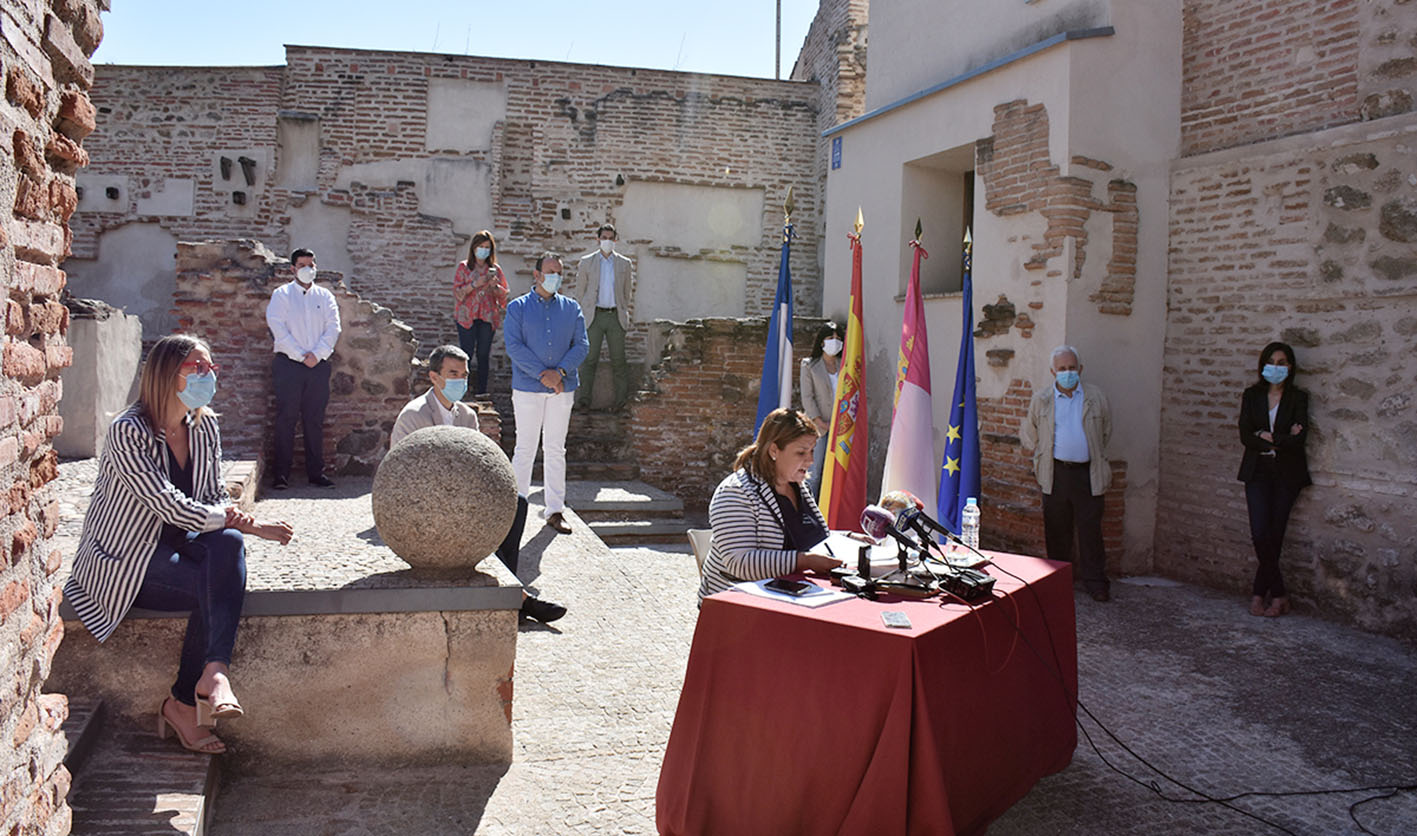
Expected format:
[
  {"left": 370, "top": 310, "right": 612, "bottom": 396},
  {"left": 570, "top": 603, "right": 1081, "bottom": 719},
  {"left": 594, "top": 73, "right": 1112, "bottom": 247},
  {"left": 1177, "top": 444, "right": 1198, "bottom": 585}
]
[
  {"left": 390, "top": 344, "right": 480, "bottom": 445},
  {"left": 389, "top": 344, "right": 565, "bottom": 623}
]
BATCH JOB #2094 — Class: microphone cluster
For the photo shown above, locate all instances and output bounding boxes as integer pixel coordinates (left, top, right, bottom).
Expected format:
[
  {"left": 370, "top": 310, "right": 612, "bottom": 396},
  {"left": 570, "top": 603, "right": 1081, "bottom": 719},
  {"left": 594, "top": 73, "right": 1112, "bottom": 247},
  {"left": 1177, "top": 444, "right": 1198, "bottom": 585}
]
[{"left": 852, "top": 503, "right": 996, "bottom": 602}]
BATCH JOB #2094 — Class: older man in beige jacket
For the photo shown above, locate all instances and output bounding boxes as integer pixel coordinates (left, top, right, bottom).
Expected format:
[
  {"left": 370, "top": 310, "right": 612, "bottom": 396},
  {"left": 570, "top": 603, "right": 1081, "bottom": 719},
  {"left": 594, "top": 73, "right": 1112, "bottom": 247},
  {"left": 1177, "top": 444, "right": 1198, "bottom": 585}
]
[{"left": 1020, "top": 344, "right": 1113, "bottom": 601}]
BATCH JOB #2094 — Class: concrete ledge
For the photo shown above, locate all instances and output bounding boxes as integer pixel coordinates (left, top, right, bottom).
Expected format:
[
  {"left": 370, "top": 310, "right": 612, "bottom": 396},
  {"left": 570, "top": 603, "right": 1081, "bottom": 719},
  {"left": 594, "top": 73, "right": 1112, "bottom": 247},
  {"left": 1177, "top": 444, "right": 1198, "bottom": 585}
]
[
  {"left": 221, "top": 458, "right": 261, "bottom": 511},
  {"left": 52, "top": 558, "right": 523, "bottom": 768}
]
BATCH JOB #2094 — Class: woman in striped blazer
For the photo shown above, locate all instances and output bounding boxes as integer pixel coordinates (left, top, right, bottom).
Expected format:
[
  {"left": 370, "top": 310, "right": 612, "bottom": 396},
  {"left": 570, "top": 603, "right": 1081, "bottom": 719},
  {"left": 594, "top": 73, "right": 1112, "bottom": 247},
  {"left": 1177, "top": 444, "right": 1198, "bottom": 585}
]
[
  {"left": 64, "top": 335, "right": 293, "bottom": 755},
  {"left": 698, "top": 408, "right": 844, "bottom": 601}
]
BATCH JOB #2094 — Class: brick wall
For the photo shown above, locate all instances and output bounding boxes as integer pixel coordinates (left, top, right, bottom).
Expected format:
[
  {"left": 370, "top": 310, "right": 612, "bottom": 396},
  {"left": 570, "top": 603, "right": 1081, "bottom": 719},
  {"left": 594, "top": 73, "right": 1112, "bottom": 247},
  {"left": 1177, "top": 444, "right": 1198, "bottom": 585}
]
[
  {"left": 69, "top": 49, "right": 824, "bottom": 410},
  {"left": 791, "top": 0, "right": 868, "bottom": 301},
  {"left": 2, "top": 1, "right": 106, "bottom": 832},
  {"left": 170, "top": 238, "right": 498, "bottom": 478},
  {"left": 1180, "top": 0, "right": 1368, "bottom": 156},
  {"left": 1162, "top": 116, "right": 1417, "bottom": 638},
  {"left": 629, "top": 317, "right": 826, "bottom": 511},
  {"left": 975, "top": 100, "right": 1139, "bottom": 315}
]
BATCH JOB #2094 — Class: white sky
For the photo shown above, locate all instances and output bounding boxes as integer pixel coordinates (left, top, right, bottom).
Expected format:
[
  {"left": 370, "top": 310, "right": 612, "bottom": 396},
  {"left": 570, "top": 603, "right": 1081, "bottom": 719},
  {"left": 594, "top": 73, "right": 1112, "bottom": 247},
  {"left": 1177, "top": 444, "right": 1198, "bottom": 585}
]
[{"left": 92, "top": 0, "right": 823, "bottom": 80}]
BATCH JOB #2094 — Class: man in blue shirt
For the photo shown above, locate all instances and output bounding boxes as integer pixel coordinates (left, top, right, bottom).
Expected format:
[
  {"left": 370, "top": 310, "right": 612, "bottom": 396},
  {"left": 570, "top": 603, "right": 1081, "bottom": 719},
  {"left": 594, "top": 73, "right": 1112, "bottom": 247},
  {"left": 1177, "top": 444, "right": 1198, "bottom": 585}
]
[{"left": 504, "top": 252, "right": 590, "bottom": 534}]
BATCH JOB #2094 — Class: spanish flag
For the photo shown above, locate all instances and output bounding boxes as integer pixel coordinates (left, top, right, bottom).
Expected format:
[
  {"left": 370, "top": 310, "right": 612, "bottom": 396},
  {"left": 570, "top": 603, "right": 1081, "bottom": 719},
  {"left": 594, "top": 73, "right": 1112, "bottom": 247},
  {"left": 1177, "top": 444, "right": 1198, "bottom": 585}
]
[{"left": 820, "top": 228, "right": 868, "bottom": 530}]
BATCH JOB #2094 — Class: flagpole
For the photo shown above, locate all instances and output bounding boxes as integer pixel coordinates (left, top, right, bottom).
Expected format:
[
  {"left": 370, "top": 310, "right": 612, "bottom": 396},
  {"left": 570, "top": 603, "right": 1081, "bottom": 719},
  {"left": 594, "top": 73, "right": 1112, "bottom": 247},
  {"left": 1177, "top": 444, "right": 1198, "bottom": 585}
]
[
  {"left": 937, "top": 227, "right": 981, "bottom": 534},
  {"left": 754, "top": 188, "right": 797, "bottom": 433},
  {"left": 821, "top": 208, "right": 869, "bottom": 530}
]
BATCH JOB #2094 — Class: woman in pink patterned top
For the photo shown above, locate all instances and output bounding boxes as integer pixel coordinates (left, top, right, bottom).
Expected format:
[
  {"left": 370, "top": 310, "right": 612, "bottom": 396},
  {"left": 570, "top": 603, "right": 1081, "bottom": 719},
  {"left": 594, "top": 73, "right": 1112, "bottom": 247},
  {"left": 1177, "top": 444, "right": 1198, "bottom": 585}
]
[{"left": 453, "top": 229, "right": 510, "bottom": 395}]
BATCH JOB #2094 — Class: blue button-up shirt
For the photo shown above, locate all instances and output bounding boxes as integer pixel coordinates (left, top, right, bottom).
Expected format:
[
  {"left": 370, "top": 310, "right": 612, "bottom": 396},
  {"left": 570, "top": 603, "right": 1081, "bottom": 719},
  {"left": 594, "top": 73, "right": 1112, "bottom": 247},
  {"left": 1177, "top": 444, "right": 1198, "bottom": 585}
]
[{"left": 503, "top": 290, "right": 590, "bottom": 393}]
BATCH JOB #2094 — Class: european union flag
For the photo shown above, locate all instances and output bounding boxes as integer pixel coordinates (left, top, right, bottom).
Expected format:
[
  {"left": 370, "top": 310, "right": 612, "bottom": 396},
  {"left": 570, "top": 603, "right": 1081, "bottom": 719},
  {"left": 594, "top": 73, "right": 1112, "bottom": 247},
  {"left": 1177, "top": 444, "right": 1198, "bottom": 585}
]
[{"left": 937, "top": 246, "right": 981, "bottom": 534}]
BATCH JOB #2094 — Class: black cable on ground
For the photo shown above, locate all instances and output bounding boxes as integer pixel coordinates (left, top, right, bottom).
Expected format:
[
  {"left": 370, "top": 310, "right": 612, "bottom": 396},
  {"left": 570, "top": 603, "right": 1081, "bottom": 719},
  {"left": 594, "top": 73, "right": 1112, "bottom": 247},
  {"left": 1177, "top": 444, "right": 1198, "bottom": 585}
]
[{"left": 976, "top": 564, "right": 1417, "bottom": 835}]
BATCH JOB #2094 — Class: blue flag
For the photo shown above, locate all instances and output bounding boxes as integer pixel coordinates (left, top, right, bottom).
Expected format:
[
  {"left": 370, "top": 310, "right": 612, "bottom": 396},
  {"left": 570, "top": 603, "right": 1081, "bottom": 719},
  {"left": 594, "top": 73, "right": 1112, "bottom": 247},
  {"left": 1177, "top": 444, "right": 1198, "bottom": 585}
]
[
  {"left": 937, "top": 248, "right": 981, "bottom": 534},
  {"left": 755, "top": 224, "right": 795, "bottom": 434}
]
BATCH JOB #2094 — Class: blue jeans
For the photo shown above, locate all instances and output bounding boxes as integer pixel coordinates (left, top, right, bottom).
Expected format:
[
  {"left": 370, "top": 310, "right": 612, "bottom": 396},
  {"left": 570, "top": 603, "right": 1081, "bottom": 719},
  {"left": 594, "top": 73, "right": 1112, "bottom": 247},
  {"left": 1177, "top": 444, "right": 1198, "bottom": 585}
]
[
  {"left": 132, "top": 528, "right": 247, "bottom": 706},
  {"left": 457, "top": 320, "right": 495, "bottom": 395}
]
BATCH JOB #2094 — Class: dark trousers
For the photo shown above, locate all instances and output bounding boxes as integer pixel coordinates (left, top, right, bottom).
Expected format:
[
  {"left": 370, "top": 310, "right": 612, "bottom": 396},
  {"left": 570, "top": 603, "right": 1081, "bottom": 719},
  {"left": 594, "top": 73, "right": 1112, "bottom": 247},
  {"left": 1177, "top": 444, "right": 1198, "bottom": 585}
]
[
  {"left": 495, "top": 496, "right": 528, "bottom": 577},
  {"left": 577, "top": 307, "right": 628, "bottom": 408},
  {"left": 1245, "top": 463, "right": 1302, "bottom": 598},
  {"left": 1042, "top": 461, "right": 1108, "bottom": 593},
  {"left": 271, "top": 355, "right": 331, "bottom": 481},
  {"left": 457, "top": 320, "right": 495, "bottom": 396},
  {"left": 132, "top": 529, "right": 247, "bottom": 706}
]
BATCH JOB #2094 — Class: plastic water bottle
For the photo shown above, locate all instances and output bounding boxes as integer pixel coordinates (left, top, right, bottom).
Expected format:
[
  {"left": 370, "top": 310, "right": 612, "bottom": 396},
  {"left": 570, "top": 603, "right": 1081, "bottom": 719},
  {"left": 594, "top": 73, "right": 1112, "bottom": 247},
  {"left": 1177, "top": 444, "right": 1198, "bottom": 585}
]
[{"left": 961, "top": 497, "right": 981, "bottom": 552}]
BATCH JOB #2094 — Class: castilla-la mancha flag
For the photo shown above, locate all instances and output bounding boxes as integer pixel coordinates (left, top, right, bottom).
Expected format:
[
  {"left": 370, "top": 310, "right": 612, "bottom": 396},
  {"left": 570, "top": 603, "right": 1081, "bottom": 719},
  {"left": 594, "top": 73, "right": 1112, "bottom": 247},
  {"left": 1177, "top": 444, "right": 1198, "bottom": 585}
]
[
  {"left": 820, "top": 231, "right": 868, "bottom": 530},
  {"left": 881, "top": 239, "right": 936, "bottom": 512}
]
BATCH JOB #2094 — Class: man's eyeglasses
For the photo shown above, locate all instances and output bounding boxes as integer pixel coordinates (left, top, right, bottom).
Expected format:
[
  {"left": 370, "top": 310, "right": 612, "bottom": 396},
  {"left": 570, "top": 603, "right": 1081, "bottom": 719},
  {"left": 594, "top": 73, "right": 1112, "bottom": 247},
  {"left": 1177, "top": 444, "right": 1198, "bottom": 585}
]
[{"left": 179, "top": 361, "right": 221, "bottom": 375}]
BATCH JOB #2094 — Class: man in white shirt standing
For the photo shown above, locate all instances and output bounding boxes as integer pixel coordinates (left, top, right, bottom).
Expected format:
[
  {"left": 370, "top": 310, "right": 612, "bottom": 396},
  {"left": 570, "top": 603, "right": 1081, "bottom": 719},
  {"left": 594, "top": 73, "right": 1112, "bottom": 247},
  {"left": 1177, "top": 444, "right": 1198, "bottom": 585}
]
[
  {"left": 1020, "top": 345, "right": 1114, "bottom": 601},
  {"left": 573, "top": 223, "right": 633, "bottom": 411},
  {"left": 266, "top": 248, "right": 341, "bottom": 490}
]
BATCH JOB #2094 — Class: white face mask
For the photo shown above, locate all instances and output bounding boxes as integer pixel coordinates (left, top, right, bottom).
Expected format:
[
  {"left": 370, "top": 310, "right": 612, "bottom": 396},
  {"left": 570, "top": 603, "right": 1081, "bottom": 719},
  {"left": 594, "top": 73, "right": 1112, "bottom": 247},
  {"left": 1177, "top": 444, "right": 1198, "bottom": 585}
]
[
  {"left": 540, "top": 272, "right": 562, "bottom": 294},
  {"left": 296, "top": 266, "right": 316, "bottom": 285},
  {"left": 474, "top": 247, "right": 491, "bottom": 262},
  {"left": 599, "top": 239, "right": 614, "bottom": 255},
  {"left": 822, "top": 338, "right": 843, "bottom": 357}
]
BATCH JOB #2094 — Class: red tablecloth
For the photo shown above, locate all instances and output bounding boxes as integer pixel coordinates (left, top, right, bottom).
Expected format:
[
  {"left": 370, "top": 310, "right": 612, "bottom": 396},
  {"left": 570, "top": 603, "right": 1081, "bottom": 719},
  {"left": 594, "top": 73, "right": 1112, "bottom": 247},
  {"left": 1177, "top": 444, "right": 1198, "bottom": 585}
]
[{"left": 656, "top": 552, "right": 1078, "bottom": 836}]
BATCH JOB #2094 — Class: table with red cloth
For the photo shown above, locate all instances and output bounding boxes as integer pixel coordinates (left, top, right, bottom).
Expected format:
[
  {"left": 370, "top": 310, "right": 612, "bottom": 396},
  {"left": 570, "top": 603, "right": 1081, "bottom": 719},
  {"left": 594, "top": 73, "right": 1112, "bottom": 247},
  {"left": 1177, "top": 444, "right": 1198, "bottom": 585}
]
[{"left": 656, "top": 552, "right": 1078, "bottom": 836}]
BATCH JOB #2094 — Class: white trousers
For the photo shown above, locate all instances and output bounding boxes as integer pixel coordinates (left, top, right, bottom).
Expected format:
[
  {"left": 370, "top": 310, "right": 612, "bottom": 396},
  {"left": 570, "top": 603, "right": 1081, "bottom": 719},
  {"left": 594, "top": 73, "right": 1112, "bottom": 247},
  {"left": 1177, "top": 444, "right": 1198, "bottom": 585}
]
[{"left": 511, "top": 388, "right": 575, "bottom": 514}]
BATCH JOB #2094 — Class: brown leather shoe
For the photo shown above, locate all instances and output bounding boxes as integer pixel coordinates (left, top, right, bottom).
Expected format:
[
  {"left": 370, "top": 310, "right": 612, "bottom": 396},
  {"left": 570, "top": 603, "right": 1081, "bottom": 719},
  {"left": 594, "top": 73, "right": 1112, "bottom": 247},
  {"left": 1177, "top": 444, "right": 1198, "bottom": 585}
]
[
  {"left": 1263, "top": 596, "right": 1290, "bottom": 617},
  {"left": 546, "top": 512, "right": 572, "bottom": 534},
  {"left": 1249, "top": 596, "right": 1266, "bottom": 616},
  {"left": 1089, "top": 588, "right": 1111, "bottom": 603}
]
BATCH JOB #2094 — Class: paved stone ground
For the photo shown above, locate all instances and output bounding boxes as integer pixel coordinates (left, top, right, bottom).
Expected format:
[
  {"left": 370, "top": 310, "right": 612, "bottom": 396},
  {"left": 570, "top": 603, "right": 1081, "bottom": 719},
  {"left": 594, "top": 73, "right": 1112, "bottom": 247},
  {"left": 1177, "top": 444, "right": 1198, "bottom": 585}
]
[{"left": 52, "top": 460, "right": 1417, "bottom": 834}]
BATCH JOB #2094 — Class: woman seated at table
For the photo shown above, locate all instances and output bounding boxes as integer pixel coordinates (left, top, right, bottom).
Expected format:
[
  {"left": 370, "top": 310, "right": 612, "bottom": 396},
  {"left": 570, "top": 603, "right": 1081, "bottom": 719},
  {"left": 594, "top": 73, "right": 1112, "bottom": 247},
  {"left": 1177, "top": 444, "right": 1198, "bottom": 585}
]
[
  {"left": 64, "top": 335, "right": 294, "bottom": 755},
  {"left": 698, "top": 407, "right": 844, "bottom": 601}
]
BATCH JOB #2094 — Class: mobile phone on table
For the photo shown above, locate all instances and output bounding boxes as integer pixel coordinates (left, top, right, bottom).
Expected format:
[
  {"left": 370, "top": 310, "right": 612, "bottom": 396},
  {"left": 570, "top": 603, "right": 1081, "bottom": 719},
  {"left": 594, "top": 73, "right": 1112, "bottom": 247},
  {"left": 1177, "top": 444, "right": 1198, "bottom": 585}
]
[
  {"left": 765, "top": 578, "right": 815, "bottom": 596},
  {"left": 881, "top": 610, "right": 912, "bottom": 629}
]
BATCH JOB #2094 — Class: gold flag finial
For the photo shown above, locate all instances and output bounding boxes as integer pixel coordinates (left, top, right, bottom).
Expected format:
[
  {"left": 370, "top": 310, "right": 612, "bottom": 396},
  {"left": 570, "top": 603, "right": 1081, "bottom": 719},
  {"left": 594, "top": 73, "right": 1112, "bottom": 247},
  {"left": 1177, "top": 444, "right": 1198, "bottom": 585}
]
[
  {"left": 914, "top": 218, "right": 923, "bottom": 242},
  {"left": 963, "top": 226, "right": 972, "bottom": 250},
  {"left": 854, "top": 207, "right": 864, "bottom": 235},
  {"left": 784, "top": 187, "right": 796, "bottom": 224}
]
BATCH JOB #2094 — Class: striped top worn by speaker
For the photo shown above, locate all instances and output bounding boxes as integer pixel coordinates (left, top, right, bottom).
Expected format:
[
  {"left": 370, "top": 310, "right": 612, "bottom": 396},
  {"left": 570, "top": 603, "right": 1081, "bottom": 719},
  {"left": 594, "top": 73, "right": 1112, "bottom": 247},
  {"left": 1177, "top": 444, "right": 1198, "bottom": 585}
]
[
  {"left": 64, "top": 405, "right": 230, "bottom": 642},
  {"left": 698, "top": 469, "right": 829, "bottom": 601}
]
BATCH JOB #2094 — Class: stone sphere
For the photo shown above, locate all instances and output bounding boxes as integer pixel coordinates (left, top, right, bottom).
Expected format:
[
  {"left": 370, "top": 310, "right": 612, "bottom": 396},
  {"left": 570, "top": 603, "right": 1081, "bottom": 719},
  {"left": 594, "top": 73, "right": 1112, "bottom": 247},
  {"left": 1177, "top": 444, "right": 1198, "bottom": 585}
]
[{"left": 372, "top": 425, "right": 517, "bottom": 570}]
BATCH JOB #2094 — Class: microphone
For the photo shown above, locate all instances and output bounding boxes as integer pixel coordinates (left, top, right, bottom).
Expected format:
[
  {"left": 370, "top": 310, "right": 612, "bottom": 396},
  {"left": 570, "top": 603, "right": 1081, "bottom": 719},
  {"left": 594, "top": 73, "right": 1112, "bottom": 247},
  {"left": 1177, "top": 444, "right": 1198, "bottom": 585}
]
[
  {"left": 861, "top": 504, "right": 920, "bottom": 551},
  {"left": 897, "top": 507, "right": 957, "bottom": 543}
]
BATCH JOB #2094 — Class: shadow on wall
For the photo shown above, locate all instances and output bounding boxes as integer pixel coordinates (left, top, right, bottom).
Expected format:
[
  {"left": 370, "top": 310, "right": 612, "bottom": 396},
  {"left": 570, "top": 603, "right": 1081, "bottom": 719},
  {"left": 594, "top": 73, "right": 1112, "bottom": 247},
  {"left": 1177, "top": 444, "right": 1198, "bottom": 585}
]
[{"left": 170, "top": 239, "right": 419, "bottom": 475}]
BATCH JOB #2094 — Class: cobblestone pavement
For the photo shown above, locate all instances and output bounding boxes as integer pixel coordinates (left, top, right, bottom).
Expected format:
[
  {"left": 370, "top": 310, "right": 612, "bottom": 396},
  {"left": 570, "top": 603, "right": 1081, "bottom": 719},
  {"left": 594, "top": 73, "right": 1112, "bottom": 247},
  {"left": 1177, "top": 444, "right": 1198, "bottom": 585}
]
[{"left": 52, "top": 460, "right": 1417, "bottom": 834}]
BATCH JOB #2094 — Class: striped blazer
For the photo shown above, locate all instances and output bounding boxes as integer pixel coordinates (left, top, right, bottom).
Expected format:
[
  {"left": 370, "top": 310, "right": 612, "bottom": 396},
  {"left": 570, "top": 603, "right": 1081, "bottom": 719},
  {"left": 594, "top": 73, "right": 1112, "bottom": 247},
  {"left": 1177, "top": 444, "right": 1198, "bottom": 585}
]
[
  {"left": 697, "top": 469, "right": 828, "bottom": 601},
  {"left": 64, "top": 405, "right": 229, "bottom": 642}
]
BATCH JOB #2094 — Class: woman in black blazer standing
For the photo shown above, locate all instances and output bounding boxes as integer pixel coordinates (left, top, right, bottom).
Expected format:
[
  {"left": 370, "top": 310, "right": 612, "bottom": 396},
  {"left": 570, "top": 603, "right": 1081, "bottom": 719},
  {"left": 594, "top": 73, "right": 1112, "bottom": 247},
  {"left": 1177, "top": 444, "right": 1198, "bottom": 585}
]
[
  {"left": 1237, "top": 341, "right": 1311, "bottom": 617},
  {"left": 65, "top": 335, "right": 294, "bottom": 754}
]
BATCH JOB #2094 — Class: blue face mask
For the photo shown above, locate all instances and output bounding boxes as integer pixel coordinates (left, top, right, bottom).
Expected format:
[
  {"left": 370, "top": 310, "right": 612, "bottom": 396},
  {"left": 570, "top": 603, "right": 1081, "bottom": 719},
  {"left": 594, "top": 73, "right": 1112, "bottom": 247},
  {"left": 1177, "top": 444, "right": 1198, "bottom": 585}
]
[
  {"left": 178, "top": 373, "right": 217, "bottom": 410},
  {"left": 440, "top": 377, "right": 468, "bottom": 403},
  {"left": 540, "top": 272, "right": 562, "bottom": 294},
  {"left": 474, "top": 247, "right": 491, "bottom": 262},
  {"left": 1262, "top": 364, "right": 1289, "bottom": 384},
  {"left": 1055, "top": 370, "right": 1080, "bottom": 390}
]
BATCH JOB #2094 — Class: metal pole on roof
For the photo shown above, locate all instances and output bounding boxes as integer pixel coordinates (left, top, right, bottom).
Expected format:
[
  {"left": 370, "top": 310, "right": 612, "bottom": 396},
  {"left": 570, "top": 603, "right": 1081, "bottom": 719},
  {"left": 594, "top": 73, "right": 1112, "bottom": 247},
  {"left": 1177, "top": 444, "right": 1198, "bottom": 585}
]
[{"left": 775, "top": 0, "right": 782, "bottom": 79}]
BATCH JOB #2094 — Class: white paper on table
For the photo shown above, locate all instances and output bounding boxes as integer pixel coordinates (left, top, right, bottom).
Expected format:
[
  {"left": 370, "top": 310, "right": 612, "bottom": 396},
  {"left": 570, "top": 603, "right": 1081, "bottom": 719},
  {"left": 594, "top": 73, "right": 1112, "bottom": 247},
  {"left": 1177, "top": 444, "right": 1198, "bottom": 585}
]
[{"left": 733, "top": 579, "right": 855, "bottom": 608}]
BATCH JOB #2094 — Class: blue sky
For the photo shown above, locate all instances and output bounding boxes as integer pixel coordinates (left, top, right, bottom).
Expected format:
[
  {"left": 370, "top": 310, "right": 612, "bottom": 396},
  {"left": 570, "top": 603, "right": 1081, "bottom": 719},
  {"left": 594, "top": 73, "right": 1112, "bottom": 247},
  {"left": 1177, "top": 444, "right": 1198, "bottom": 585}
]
[{"left": 92, "top": 0, "right": 822, "bottom": 79}]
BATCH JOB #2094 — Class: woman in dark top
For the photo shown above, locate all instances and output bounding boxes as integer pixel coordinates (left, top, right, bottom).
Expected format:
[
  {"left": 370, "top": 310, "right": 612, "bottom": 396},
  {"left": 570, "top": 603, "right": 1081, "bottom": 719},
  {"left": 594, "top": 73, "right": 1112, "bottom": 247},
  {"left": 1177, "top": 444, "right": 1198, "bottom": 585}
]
[
  {"left": 698, "top": 408, "right": 844, "bottom": 600},
  {"left": 1237, "top": 341, "right": 1310, "bottom": 617},
  {"left": 65, "top": 335, "right": 294, "bottom": 754}
]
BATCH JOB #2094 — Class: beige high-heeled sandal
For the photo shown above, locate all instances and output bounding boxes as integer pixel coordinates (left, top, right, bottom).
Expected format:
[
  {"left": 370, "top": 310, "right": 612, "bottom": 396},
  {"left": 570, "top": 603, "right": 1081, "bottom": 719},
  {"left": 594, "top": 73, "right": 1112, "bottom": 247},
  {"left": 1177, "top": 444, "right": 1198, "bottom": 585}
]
[
  {"left": 158, "top": 698, "right": 226, "bottom": 754},
  {"left": 194, "top": 684, "right": 243, "bottom": 727}
]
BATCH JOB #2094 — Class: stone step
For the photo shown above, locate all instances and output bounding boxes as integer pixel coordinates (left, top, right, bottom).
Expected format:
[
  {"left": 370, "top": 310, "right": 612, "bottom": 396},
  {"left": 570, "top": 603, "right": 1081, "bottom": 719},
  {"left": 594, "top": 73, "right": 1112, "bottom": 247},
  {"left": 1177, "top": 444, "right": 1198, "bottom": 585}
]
[
  {"left": 61, "top": 697, "right": 106, "bottom": 775},
  {"left": 566, "top": 480, "right": 684, "bottom": 515},
  {"left": 67, "top": 715, "right": 220, "bottom": 836},
  {"left": 588, "top": 518, "right": 689, "bottom": 545}
]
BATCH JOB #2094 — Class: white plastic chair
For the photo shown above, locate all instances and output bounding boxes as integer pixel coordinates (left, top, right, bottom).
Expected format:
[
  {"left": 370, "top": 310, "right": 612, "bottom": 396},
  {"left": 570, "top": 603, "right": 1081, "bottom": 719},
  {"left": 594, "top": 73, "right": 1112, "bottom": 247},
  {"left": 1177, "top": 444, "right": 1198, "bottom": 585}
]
[{"left": 686, "top": 528, "right": 713, "bottom": 577}]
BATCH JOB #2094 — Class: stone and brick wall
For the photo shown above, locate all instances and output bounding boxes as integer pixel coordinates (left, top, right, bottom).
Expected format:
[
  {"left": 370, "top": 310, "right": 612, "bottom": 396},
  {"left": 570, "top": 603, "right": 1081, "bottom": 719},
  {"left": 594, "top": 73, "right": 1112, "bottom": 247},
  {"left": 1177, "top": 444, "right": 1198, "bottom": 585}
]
[
  {"left": 1161, "top": 115, "right": 1417, "bottom": 637},
  {"left": 2, "top": 0, "right": 106, "bottom": 832},
  {"left": 68, "top": 48, "right": 825, "bottom": 409},
  {"left": 629, "top": 317, "right": 825, "bottom": 511},
  {"left": 1181, "top": 0, "right": 1416, "bottom": 156},
  {"left": 967, "top": 97, "right": 1133, "bottom": 566},
  {"left": 791, "top": 0, "right": 868, "bottom": 297},
  {"left": 170, "top": 238, "right": 494, "bottom": 478}
]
